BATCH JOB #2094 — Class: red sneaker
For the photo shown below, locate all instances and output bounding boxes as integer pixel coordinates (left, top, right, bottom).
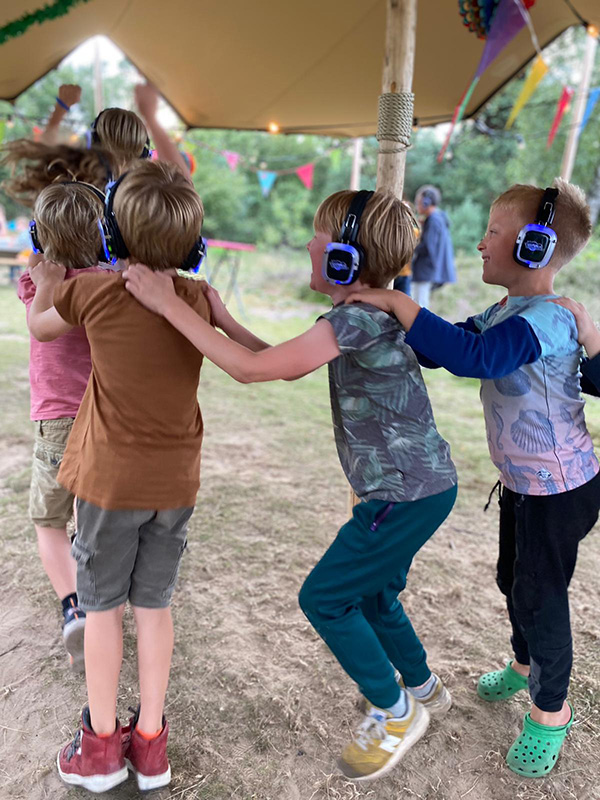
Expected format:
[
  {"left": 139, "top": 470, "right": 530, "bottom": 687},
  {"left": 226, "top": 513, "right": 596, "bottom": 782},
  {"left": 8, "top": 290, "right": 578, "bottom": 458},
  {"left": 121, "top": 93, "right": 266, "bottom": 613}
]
[
  {"left": 57, "top": 707, "right": 128, "bottom": 792},
  {"left": 123, "top": 708, "right": 171, "bottom": 791}
]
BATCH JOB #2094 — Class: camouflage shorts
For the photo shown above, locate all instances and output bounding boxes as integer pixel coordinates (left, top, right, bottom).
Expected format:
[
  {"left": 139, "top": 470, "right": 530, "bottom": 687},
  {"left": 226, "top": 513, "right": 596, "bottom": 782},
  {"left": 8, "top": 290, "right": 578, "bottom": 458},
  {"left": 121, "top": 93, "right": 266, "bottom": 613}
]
[{"left": 29, "top": 417, "right": 75, "bottom": 528}]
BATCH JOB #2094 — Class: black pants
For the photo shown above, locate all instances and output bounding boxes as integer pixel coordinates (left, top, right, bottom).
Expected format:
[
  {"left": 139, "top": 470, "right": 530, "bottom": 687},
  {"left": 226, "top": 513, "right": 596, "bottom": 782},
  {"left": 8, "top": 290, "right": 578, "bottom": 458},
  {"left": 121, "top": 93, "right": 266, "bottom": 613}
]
[{"left": 496, "top": 472, "right": 600, "bottom": 711}]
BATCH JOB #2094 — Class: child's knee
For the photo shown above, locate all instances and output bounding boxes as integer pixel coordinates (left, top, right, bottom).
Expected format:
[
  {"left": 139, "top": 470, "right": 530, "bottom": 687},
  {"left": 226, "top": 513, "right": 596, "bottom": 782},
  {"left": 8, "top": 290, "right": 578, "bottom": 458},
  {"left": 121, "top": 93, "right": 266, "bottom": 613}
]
[{"left": 298, "top": 576, "right": 321, "bottom": 619}]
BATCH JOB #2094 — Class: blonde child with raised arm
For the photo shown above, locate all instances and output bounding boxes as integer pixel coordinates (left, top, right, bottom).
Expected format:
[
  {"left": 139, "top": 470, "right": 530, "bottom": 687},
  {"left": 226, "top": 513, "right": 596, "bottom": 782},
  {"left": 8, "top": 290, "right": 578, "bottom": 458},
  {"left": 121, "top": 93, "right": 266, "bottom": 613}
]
[{"left": 124, "top": 189, "right": 458, "bottom": 783}]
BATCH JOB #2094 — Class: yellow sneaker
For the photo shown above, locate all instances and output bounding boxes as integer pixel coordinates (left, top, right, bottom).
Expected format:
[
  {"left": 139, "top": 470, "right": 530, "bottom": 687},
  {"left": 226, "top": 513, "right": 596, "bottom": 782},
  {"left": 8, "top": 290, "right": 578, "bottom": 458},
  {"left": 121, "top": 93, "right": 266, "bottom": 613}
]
[
  {"left": 339, "top": 693, "right": 429, "bottom": 781},
  {"left": 361, "top": 672, "right": 452, "bottom": 717}
]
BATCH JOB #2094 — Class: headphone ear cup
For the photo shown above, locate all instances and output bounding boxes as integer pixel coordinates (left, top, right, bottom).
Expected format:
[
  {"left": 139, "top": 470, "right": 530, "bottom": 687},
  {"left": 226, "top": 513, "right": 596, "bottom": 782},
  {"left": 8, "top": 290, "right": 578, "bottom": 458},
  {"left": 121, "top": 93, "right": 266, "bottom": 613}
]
[
  {"left": 29, "top": 220, "right": 43, "bottom": 254},
  {"left": 140, "top": 140, "right": 151, "bottom": 159},
  {"left": 181, "top": 238, "right": 207, "bottom": 273},
  {"left": 322, "top": 242, "right": 363, "bottom": 285}
]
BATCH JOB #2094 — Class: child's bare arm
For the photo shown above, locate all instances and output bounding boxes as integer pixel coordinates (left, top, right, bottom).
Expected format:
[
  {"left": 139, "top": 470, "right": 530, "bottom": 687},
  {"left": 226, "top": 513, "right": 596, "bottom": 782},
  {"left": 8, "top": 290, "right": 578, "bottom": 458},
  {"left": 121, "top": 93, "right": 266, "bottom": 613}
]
[
  {"left": 41, "top": 84, "right": 81, "bottom": 145},
  {"left": 550, "top": 297, "right": 600, "bottom": 358},
  {"left": 202, "top": 283, "right": 270, "bottom": 352},
  {"left": 124, "top": 264, "right": 339, "bottom": 381},
  {"left": 134, "top": 83, "right": 191, "bottom": 179},
  {"left": 28, "top": 262, "right": 73, "bottom": 341},
  {"left": 346, "top": 287, "right": 421, "bottom": 331}
]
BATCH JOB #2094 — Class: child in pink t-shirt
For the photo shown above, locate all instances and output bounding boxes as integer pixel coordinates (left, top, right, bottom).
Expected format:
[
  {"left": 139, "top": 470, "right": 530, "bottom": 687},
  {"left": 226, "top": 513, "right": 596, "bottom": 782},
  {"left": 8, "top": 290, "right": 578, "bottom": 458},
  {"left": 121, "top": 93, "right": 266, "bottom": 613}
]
[{"left": 17, "top": 180, "right": 114, "bottom": 671}]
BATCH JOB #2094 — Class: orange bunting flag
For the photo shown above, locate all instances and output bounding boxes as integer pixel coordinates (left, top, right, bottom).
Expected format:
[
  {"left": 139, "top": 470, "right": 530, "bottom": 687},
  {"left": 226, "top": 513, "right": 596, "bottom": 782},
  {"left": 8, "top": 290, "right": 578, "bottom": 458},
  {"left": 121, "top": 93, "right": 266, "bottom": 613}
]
[
  {"left": 295, "top": 163, "right": 314, "bottom": 190},
  {"left": 505, "top": 55, "right": 548, "bottom": 129},
  {"left": 547, "top": 86, "right": 574, "bottom": 148}
]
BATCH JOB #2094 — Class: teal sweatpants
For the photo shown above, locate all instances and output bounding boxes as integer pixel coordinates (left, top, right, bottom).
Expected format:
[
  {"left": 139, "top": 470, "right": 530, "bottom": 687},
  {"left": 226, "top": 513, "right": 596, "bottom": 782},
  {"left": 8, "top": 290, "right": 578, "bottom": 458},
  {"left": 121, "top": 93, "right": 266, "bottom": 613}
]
[{"left": 298, "top": 485, "right": 457, "bottom": 710}]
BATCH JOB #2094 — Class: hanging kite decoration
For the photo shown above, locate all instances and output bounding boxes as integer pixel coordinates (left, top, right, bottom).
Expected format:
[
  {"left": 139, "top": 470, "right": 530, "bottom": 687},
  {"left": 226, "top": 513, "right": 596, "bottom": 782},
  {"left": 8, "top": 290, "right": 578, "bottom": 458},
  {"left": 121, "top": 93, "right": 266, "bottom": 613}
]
[
  {"left": 439, "top": 0, "right": 537, "bottom": 161},
  {"left": 0, "top": 0, "right": 92, "bottom": 46}
]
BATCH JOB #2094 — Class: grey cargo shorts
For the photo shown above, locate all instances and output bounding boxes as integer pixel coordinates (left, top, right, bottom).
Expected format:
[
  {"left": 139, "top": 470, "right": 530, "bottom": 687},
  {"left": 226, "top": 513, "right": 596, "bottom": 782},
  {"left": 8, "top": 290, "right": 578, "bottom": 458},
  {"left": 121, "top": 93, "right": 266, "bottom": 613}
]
[{"left": 72, "top": 499, "right": 194, "bottom": 612}]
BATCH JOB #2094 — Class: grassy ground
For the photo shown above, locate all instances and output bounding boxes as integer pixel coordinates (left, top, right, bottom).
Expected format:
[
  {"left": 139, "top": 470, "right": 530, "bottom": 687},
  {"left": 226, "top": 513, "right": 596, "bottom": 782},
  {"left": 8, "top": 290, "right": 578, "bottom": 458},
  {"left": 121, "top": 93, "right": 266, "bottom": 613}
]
[{"left": 1, "top": 251, "right": 600, "bottom": 800}]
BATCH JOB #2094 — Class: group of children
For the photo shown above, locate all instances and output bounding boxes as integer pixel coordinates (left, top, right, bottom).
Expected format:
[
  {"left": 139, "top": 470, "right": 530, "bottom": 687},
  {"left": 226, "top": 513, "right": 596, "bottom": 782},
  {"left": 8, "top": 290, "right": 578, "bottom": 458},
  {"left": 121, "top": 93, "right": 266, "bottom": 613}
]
[{"left": 5, "top": 81, "right": 600, "bottom": 791}]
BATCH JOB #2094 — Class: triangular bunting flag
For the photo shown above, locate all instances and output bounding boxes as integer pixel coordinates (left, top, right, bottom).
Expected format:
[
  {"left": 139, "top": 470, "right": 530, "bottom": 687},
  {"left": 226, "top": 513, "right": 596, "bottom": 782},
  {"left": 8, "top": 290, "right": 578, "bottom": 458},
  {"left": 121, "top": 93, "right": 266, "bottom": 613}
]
[
  {"left": 547, "top": 87, "right": 574, "bottom": 148},
  {"left": 295, "top": 163, "right": 314, "bottom": 190},
  {"left": 223, "top": 150, "right": 241, "bottom": 171},
  {"left": 505, "top": 55, "right": 548, "bottom": 129},
  {"left": 257, "top": 170, "right": 277, "bottom": 197},
  {"left": 581, "top": 87, "right": 600, "bottom": 133}
]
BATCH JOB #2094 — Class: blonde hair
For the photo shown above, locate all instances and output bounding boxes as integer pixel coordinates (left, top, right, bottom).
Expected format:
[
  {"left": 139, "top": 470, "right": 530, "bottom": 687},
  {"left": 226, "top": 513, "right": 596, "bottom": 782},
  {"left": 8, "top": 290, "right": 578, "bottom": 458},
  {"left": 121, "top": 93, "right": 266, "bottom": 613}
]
[
  {"left": 93, "top": 108, "right": 149, "bottom": 177},
  {"left": 113, "top": 160, "right": 204, "bottom": 271},
  {"left": 492, "top": 178, "right": 592, "bottom": 267},
  {"left": 313, "top": 190, "right": 418, "bottom": 287},
  {"left": 34, "top": 183, "right": 104, "bottom": 270},
  {"left": 1, "top": 140, "right": 115, "bottom": 208}
]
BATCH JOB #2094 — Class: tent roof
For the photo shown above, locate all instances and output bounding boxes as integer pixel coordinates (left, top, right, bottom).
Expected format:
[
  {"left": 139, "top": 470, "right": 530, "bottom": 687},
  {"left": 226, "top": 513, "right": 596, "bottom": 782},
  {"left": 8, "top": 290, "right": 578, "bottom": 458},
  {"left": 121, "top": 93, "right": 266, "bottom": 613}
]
[{"left": 0, "top": 1, "right": 598, "bottom": 135}]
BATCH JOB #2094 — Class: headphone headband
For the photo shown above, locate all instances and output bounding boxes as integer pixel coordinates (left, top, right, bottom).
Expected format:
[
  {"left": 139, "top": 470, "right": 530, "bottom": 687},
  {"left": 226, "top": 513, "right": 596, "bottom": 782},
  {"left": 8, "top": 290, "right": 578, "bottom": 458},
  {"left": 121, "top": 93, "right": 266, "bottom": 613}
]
[
  {"left": 340, "top": 190, "right": 373, "bottom": 245},
  {"left": 535, "top": 187, "right": 558, "bottom": 227}
]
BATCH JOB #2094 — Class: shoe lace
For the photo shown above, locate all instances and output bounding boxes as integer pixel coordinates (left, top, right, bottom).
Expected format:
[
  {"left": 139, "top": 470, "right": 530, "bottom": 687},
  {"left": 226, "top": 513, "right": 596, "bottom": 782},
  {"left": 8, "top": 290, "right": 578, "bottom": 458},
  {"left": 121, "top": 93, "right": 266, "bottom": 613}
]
[
  {"left": 66, "top": 729, "right": 82, "bottom": 762},
  {"left": 354, "top": 713, "right": 388, "bottom": 751}
]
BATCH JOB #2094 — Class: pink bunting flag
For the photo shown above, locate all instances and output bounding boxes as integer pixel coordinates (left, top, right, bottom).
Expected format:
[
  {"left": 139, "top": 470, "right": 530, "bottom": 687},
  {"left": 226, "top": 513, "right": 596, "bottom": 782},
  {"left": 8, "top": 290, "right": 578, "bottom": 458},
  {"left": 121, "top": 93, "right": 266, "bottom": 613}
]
[
  {"left": 295, "top": 163, "right": 315, "bottom": 190},
  {"left": 547, "top": 87, "right": 574, "bottom": 149},
  {"left": 222, "top": 150, "right": 241, "bottom": 171}
]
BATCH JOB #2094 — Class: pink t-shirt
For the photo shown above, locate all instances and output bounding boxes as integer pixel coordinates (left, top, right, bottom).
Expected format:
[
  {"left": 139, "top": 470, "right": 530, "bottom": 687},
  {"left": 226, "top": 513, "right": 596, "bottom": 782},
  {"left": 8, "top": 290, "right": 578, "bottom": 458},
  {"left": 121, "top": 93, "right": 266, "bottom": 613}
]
[{"left": 18, "top": 266, "right": 110, "bottom": 421}]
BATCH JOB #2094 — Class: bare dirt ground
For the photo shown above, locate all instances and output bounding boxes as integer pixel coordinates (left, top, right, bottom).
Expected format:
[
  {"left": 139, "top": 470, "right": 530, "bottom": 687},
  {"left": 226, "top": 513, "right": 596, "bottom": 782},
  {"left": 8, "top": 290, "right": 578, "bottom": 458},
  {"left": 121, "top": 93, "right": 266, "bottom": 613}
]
[{"left": 2, "top": 285, "right": 600, "bottom": 800}]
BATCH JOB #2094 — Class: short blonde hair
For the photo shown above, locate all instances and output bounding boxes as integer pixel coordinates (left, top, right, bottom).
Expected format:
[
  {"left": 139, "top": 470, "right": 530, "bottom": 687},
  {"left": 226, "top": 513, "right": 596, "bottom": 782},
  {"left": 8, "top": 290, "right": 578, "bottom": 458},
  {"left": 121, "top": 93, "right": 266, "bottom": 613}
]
[
  {"left": 492, "top": 178, "right": 592, "bottom": 267},
  {"left": 113, "top": 161, "right": 204, "bottom": 271},
  {"left": 34, "top": 183, "right": 103, "bottom": 270},
  {"left": 314, "top": 190, "right": 418, "bottom": 287},
  {"left": 93, "top": 108, "right": 149, "bottom": 177}
]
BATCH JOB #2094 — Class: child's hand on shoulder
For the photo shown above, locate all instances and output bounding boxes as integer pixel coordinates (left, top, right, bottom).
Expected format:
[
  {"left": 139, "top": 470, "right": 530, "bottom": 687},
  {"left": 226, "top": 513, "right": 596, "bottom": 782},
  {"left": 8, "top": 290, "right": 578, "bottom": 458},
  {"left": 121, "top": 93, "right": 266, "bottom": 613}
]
[
  {"left": 123, "top": 263, "right": 177, "bottom": 316},
  {"left": 345, "top": 287, "right": 399, "bottom": 313},
  {"left": 550, "top": 297, "right": 600, "bottom": 358},
  {"left": 201, "top": 282, "right": 231, "bottom": 329},
  {"left": 345, "top": 287, "right": 421, "bottom": 331},
  {"left": 134, "top": 83, "right": 159, "bottom": 121},
  {"left": 29, "top": 260, "right": 66, "bottom": 286}
]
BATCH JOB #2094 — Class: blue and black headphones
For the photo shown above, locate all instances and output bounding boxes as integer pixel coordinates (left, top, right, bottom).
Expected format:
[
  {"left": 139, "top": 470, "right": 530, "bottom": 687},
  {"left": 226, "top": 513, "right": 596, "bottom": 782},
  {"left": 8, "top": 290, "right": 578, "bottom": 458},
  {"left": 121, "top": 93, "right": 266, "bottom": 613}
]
[
  {"left": 103, "top": 172, "right": 207, "bottom": 273},
  {"left": 86, "top": 109, "right": 152, "bottom": 160},
  {"left": 322, "top": 190, "right": 374, "bottom": 286},
  {"left": 29, "top": 182, "right": 114, "bottom": 264},
  {"left": 513, "top": 187, "right": 558, "bottom": 269}
]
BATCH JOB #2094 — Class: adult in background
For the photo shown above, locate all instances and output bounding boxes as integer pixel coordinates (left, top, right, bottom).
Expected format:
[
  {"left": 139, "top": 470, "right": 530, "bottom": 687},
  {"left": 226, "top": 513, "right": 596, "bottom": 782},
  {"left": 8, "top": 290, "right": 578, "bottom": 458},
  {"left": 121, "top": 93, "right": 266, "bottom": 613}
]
[{"left": 410, "top": 186, "right": 456, "bottom": 309}]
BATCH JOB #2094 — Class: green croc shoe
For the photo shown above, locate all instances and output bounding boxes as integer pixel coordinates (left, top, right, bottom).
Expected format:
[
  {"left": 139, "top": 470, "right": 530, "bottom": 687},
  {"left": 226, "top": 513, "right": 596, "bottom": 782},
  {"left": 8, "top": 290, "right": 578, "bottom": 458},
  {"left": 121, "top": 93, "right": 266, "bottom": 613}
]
[
  {"left": 506, "top": 706, "right": 574, "bottom": 778},
  {"left": 477, "top": 661, "right": 529, "bottom": 701}
]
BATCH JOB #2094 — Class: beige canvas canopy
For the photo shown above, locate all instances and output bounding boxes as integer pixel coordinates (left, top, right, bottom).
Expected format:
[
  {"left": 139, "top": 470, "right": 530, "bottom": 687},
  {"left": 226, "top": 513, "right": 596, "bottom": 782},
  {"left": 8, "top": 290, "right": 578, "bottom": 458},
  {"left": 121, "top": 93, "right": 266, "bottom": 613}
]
[{"left": 0, "top": 0, "right": 598, "bottom": 135}]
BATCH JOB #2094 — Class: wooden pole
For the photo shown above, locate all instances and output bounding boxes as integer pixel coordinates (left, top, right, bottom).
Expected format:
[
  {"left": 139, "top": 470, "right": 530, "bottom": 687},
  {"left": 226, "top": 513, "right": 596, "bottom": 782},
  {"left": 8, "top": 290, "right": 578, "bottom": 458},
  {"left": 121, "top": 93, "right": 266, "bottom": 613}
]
[
  {"left": 376, "top": 0, "right": 417, "bottom": 197},
  {"left": 349, "top": 0, "right": 418, "bottom": 512},
  {"left": 350, "top": 138, "right": 363, "bottom": 190},
  {"left": 93, "top": 37, "right": 103, "bottom": 116},
  {"left": 560, "top": 25, "right": 599, "bottom": 182}
]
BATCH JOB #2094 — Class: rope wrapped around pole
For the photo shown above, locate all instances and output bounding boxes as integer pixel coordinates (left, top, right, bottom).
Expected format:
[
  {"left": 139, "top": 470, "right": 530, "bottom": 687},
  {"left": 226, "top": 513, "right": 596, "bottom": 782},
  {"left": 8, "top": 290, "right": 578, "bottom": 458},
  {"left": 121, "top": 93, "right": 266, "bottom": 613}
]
[{"left": 376, "top": 92, "right": 414, "bottom": 154}]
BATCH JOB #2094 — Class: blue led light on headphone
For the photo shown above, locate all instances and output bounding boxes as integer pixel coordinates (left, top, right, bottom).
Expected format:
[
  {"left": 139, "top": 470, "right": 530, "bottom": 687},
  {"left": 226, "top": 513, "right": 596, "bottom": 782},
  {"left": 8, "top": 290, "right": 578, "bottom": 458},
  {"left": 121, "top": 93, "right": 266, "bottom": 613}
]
[
  {"left": 29, "top": 220, "right": 42, "bottom": 254},
  {"left": 97, "top": 219, "right": 117, "bottom": 265}
]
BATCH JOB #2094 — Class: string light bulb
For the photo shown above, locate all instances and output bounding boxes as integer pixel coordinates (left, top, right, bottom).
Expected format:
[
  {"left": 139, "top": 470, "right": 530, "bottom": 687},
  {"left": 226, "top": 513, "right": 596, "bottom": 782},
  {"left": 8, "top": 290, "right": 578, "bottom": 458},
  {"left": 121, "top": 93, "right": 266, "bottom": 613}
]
[{"left": 268, "top": 122, "right": 280, "bottom": 134}]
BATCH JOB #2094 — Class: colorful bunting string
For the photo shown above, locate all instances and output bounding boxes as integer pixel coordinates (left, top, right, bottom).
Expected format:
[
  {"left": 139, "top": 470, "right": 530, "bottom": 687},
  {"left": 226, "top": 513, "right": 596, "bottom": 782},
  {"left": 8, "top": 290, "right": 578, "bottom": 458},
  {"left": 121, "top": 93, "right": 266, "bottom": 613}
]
[{"left": 438, "top": 0, "right": 540, "bottom": 161}]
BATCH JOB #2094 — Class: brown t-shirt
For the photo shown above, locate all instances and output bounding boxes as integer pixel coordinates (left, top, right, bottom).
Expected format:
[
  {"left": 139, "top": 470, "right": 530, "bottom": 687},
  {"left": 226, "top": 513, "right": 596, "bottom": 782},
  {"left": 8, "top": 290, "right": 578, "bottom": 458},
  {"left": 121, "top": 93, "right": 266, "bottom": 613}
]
[{"left": 54, "top": 272, "right": 211, "bottom": 510}]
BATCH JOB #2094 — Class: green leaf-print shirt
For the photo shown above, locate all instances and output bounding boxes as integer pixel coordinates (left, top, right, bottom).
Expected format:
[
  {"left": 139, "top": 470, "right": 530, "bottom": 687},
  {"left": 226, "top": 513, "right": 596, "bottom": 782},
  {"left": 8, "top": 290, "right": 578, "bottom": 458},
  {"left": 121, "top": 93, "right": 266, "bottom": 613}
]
[{"left": 320, "top": 303, "right": 457, "bottom": 502}]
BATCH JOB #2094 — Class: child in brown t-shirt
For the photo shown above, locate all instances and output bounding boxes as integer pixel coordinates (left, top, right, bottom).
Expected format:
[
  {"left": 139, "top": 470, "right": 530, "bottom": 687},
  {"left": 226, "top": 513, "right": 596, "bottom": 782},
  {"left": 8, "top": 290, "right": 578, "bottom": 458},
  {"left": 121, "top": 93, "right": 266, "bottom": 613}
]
[{"left": 28, "top": 161, "right": 209, "bottom": 793}]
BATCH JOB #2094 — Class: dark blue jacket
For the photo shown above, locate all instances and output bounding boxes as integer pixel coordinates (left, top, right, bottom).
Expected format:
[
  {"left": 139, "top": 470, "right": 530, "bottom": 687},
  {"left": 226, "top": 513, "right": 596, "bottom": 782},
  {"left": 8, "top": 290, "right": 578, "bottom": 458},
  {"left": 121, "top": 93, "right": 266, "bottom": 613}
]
[{"left": 411, "top": 209, "right": 456, "bottom": 285}]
